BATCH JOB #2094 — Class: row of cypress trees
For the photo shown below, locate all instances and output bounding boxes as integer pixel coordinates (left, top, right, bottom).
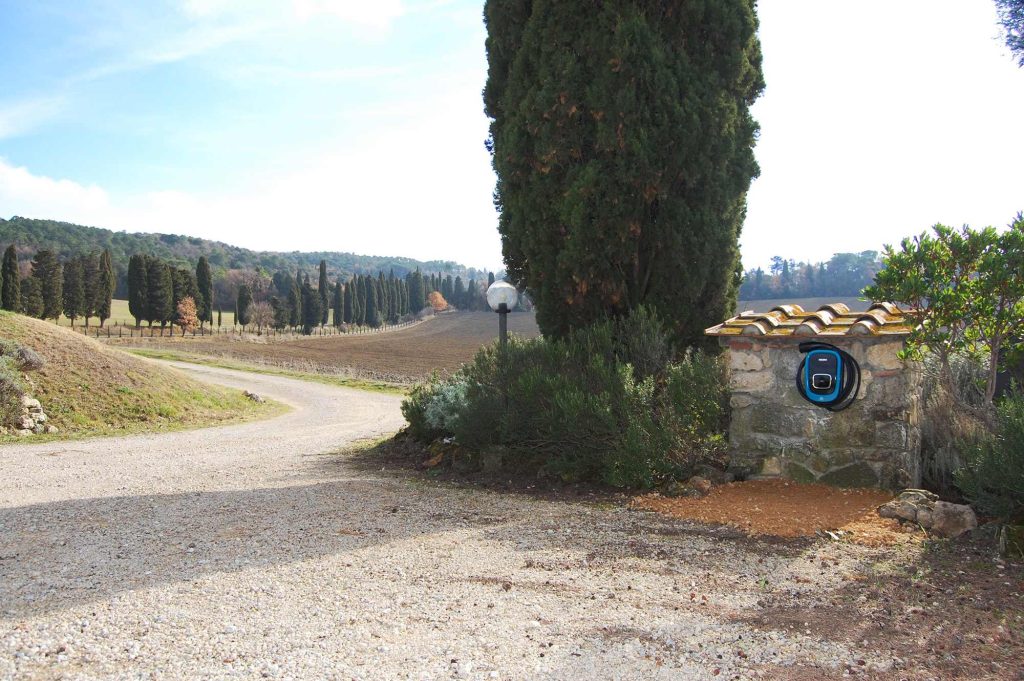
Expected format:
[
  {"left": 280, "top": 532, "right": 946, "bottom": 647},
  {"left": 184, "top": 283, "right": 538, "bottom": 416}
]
[
  {"left": 0, "top": 244, "right": 115, "bottom": 326},
  {"left": 126, "top": 254, "right": 214, "bottom": 328}
]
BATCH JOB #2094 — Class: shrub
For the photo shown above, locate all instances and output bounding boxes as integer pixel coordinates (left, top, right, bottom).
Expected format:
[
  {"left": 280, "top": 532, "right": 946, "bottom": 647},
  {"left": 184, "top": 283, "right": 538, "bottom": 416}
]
[
  {"left": 402, "top": 307, "right": 729, "bottom": 488},
  {"left": 955, "top": 393, "right": 1024, "bottom": 519},
  {"left": 0, "top": 356, "right": 25, "bottom": 428}
]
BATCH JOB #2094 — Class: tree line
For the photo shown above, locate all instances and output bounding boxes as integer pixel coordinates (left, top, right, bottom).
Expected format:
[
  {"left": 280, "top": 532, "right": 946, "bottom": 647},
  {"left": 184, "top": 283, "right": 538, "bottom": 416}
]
[
  {"left": 1, "top": 243, "right": 115, "bottom": 326},
  {"left": 236, "top": 264, "right": 499, "bottom": 335},
  {"left": 738, "top": 251, "right": 882, "bottom": 301}
]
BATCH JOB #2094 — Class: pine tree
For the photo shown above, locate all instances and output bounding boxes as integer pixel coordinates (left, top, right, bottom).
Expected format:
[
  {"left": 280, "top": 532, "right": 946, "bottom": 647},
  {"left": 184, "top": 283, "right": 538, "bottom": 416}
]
[
  {"left": 196, "top": 256, "right": 214, "bottom": 327},
  {"left": 237, "top": 284, "right": 253, "bottom": 327},
  {"left": 332, "top": 278, "right": 344, "bottom": 328},
  {"left": 2, "top": 244, "right": 20, "bottom": 312},
  {"left": 318, "top": 260, "right": 330, "bottom": 327},
  {"left": 128, "top": 254, "right": 148, "bottom": 327},
  {"left": 96, "top": 250, "right": 115, "bottom": 327},
  {"left": 484, "top": 0, "right": 764, "bottom": 346},
  {"left": 145, "top": 256, "right": 174, "bottom": 327},
  {"left": 20, "top": 276, "right": 43, "bottom": 318},
  {"left": 343, "top": 279, "right": 354, "bottom": 324},
  {"left": 62, "top": 257, "right": 85, "bottom": 327},
  {"left": 31, "top": 250, "right": 62, "bottom": 321}
]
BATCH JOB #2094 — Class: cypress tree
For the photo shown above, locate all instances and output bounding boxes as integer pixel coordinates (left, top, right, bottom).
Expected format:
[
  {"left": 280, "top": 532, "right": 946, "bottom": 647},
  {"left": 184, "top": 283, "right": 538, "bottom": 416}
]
[
  {"left": 454, "top": 276, "right": 465, "bottom": 309},
  {"left": 20, "top": 277, "right": 43, "bottom": 318},
  {"left": 81, "top": 253, "right": 99, "bottom": 326},
  {"left": 237, "top": 284, "right": 253, "bottom": 327},
  {"left": 217, "top": 306, "right": 223, "bottom": 327},
  {"left": 146, "top": 257, "right": 174, "bottom": 327},
  {"left": 332, "top": 278, "right": 344, "bottom": 328},
  {"left": 484, "top": 0, "right": 764, "bottom": 347},
  {"left": 301, "top": 279, "right": 321, "bottom": 335},
  {"left": 31, "top": 250, "right": 63, "bottom": 321},
  {"left": 2, "top": 245, "right": 20, "bottom": 312},
  {"left": 487, "top": 271, "right": 495, "bottom": 288},
  {"left": 62, "top": 257, "right": 85, "bottom": 327},
  {"left": 365, "top": 276, "right": 380, "bottom": 328},
  {"left": 96, "top": 250, "right": 114, "bottom": 327},
  {"left": 128, "top": 254, "right": 148, "bottom": 327},
  {"left": 343, "top": 279, "right": 354, "bottom": 324},
  {"left": 318, "top": 260, "right": 330, "bottom": 327},
  {"left": 196, "top": 256, "right": 214, "bottom": 327},
  {"left": 290, "top": 269, "right": 303, "bottom": 327}
]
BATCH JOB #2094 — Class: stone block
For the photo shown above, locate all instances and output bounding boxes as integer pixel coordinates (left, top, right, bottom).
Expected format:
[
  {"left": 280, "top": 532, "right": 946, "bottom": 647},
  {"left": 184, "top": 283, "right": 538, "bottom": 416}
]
[
  {"left": 819, "top": 462, "right": 879, "bottom": 488},
  {"left": 760, "top": 456, "right": 782, "bottom": 476},
  {"left": 784, "top": 461, "right": 817, "bottom": 484},
  {"left": 731, "top": 370, "right": 774, "bottom": 393},
  {"left": 865, "top": 342, "right": 905, "bottom": 371},
  {"left": 875, "top": 421, "right": 907, "bottom": 449},
  {"left": 729, "top": 350, "right": 764, "bottom": 372},
  {"left": 730, "top": 394, "right": 755, "bottom": 409}
]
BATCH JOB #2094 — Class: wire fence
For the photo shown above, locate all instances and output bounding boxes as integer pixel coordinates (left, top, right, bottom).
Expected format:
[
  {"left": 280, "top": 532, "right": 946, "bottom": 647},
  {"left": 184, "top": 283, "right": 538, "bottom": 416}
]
[{"left": 65, "top": 318, "right": 424, "bottom": 341}]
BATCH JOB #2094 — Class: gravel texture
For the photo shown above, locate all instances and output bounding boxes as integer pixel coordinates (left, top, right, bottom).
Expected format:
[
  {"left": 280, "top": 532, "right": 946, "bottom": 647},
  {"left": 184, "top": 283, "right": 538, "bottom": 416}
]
[{"left": 1, "top": 362, "right": 898, "bottom": 680}]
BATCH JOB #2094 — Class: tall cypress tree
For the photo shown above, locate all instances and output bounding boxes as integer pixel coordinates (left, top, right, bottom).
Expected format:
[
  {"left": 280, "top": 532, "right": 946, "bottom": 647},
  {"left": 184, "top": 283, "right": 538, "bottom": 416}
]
[
  {"left": 31, "top": 250, "right": 62, "bottom": 322},
  {"left": 80, "top": 253, "right": 99, "bottom": 326},
  {"left": 20, "top": 276, "right": 43, "bottom": 318},
  {"left": 146, "top": 256, "right": 174, "bottom": 327},
  {"left": 2, "top": 244, "right": 20, "bottom": 311},
  {"left": 318, "top": 260, "right": 330, "bottom": 327},
  {"left": 96, "top": 250, "right": 115, "bottom": 327},
  {"left": 484, "top": 0, "right": 764, "bottom": 346},
  {"left": 301, "top": 279, "right": 321, "bottom": 335},
  {"left": 290, "top": 269, "right": 303, "bottom": 327},
  {"left": 332, "top": 278, "right": 344, "bottom": 328},
  {"left": 127, "top": 254, "right": 148, "bottom": 327},
  {"left": 196, "top": 256, "right": 214, "bottom": 327},
  {"left": 62, "top": 257, "right": 85, "bottom": 327},
  {"left": 365, "top": 275, "right": 380, "bottom": 328},
  {"left": 237, "top": 284, "right": 253, "bottom": 327}
]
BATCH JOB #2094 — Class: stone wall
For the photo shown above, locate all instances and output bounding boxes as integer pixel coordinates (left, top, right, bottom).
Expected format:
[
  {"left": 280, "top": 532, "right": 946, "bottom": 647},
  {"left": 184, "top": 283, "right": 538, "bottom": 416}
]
[{"left": 724, "top": 337, "right": 922, "bottom": 489}]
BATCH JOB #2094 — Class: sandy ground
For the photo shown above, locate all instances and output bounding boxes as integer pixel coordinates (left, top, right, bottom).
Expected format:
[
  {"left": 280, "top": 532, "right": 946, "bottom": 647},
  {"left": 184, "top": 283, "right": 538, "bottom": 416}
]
[{"left": 0, "top": 363, "right": 1018, "bottom": 680}]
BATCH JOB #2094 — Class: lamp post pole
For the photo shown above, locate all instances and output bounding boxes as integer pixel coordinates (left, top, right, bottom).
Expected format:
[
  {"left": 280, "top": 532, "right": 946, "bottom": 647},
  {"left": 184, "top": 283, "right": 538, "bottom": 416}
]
[{"left": 498, "top": 302, "right": 508, "bottom": 348}]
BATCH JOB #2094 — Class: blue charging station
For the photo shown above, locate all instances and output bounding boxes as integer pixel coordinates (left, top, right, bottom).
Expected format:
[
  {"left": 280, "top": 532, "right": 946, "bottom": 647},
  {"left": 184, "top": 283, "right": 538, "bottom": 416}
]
[{"left": 796, "top": 342, "right": 860, "bottom": 411}]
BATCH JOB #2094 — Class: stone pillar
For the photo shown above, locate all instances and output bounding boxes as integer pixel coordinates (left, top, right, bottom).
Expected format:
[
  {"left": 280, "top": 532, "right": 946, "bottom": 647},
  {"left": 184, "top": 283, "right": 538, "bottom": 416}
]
[{"left": 723, "top": 337, "right": 922, "bottom": 489}]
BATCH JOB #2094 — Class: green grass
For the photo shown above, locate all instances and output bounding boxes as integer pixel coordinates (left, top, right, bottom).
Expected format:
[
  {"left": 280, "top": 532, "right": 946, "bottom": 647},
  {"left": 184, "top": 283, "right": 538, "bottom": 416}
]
[
  {"left": 127, "top": 348, "right": 409, "bottom": 395},
  {"left": 0, "top": 311, "right": 286, "bottom": 443},
  {"left": 57, "top": 298, "right": 238, "bottom": 328}
]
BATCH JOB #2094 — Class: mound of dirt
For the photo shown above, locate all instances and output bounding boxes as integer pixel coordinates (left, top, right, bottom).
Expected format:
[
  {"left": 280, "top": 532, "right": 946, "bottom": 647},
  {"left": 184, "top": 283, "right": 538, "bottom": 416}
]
[
  {"left": 0, "top": 312, "right": 266, "bottom": 439},
  {"left": 633, "top": 479, "right": 917, "bottom": 546}
]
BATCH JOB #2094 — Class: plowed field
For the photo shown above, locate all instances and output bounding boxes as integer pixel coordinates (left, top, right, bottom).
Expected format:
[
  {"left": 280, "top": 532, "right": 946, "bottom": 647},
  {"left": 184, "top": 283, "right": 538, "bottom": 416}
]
[{"left": 114, "top": 312, "right": 540, "bottom": 383}]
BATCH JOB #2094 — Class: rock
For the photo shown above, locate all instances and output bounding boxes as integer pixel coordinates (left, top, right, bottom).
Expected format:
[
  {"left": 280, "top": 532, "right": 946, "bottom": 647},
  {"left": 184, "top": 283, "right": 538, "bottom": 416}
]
[
  {"left": 32, "top": 424, "right": 45, "bottom": 435},
  {"left": 16, "top": 429, "right": 33, "bottom": 437},
  {"left": 784, "top": 461, "right": 817, "bottom": 484},
  {"left": 695, "top": 464, "right": 734, "bottom": 485},
  {"left": 878, "top": 499, "right": 919, "bottom": 522},
  {"left": 930, "top": 501, "right": 977, "bottom": 538},
  {"left": 897, "top": 489, "right": 938, "bottom": 504},
  {"left": 243, "top": 390, "right": 265, "bottom": 403},
  {"left": 33, "top": 412, "right": 47, "bottom": 423},
  {"left": 20, "top": 396, "right": 41, "bottom": 410},
  {"left": 45, "top": 425, "right": 58, "bottom": 434},
  {"left": 819, "top": 462, "right": 879, "bottom": 488},
  {"left": 18, "top": 416, "right": 34, "bottom": 431},
  {"left": 687, "top": 476, "right": 713, "bottom": 495},
  {"left": 1000, "top": 524, "right": 1024, "bottom": 559}
]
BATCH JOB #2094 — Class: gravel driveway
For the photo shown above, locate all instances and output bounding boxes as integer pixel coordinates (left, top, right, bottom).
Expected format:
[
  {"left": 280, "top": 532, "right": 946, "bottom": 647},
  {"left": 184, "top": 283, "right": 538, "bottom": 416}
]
[{"left": 1, "top": 363, "right": 895, "bottom": 680}]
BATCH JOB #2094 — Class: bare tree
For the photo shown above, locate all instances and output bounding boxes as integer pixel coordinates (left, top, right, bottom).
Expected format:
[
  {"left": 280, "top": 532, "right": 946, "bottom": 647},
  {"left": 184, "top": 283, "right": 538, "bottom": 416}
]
[{"left": 250, "top": 301, "right": 274, "bottom": 335}]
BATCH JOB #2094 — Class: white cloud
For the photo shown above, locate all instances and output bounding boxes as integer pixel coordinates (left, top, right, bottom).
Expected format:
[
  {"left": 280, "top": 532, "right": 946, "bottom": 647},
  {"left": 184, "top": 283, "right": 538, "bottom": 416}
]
[
  {"left": 0, "top": 158, "right": 110, "bottom": 220},
  {"left": 0, "top": 97, "right": 66, "bottom": 140},
  {"left": 292, "top": 0, "right": 406, "bottom": 29}
]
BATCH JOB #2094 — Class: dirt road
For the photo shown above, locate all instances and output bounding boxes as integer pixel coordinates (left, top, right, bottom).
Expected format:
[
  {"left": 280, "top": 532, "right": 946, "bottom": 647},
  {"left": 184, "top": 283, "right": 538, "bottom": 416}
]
[{"left": 0, "top": 363, "right": 921, "bottom": 679}]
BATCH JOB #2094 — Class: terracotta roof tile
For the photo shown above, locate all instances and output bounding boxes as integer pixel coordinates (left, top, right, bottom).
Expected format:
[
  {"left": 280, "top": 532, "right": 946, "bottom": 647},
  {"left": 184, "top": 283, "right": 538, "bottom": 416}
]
[{"left": 705, "top": 302, "right": 913, "bottom": 338}]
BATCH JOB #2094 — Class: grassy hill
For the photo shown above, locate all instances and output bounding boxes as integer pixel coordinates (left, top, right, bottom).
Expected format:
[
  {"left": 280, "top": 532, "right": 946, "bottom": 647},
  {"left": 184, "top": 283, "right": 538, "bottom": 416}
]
[
  {"left": 0, "top": 215, "right": 486, "bottom": 293},
  {"left": 0, "top": 311, "right": 279, "bottom": 441}
]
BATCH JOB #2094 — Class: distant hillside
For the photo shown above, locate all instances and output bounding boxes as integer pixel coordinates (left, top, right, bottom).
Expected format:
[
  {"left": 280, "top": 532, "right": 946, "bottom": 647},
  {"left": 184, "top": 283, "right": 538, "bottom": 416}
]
[{"left": 0, "top": 216, "right": 485, "bottom": 292}]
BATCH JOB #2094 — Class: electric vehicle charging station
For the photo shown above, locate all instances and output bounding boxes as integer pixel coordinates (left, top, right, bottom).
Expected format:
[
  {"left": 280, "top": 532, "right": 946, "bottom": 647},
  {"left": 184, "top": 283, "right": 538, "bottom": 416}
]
[{"left": 796, "top": 342, "right": 861, "bottom": 411}]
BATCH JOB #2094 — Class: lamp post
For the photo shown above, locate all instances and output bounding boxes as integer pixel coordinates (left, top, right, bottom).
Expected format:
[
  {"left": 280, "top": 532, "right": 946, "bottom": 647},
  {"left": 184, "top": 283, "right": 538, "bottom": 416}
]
[{"left": 485, "top": 280, "right": 518, "bottom": 348}]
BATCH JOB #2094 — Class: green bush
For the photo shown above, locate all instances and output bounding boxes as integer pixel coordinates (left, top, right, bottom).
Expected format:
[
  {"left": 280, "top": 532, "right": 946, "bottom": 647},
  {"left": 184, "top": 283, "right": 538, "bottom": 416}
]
[
  {"left": 0, "top": 356, "right": 25, "bottom": 428},
  {"left": 402, "top": 307, "right": 729, "bottom": 488},
  {"left": 955, "top": 393, "right": 1024, "bottom": 519}
]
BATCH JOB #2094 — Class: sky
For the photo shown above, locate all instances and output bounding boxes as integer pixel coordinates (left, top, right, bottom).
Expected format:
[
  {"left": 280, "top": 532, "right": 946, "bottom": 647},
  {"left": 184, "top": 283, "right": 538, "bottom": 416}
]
[{"left": 0, "top": 1, "right": 1022, "bottom": 272}]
